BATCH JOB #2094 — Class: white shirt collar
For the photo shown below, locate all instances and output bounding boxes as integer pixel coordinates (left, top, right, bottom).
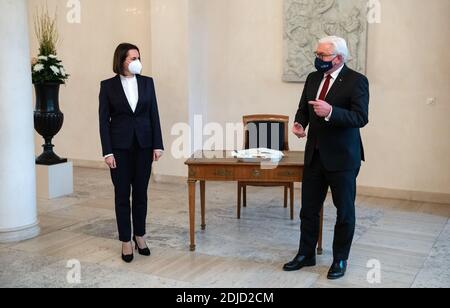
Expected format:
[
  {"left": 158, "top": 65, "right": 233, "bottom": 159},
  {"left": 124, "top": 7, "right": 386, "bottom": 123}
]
[
  {"left": 326, "top": 64, "right": 345, "bottom": 80},
  {"left": 120, "top": 75, "right": 137, "bottom": 82}
]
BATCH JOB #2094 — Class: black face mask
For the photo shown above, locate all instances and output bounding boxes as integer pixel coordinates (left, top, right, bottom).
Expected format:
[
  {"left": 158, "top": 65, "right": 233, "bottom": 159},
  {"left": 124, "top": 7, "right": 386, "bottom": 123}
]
[{"left": 315, "top": 57, "right": 335, "bottom": 73}]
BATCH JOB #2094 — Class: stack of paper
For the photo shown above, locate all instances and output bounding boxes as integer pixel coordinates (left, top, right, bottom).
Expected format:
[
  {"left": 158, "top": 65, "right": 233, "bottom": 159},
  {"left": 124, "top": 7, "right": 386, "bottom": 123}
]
[{"left": 231, "top": 148, "right": 285, "bottom": 162}]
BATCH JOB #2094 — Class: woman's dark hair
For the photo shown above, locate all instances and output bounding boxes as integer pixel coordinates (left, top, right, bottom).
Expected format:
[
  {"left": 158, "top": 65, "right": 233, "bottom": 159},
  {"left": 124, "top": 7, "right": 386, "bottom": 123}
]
[{"left": 113, "top": 43, "right": 140, "bottom": 75}]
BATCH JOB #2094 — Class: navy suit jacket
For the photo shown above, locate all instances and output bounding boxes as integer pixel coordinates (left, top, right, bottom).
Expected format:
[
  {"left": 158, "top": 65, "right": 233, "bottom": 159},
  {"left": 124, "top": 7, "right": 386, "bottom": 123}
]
[
  {"left": 295, "top": 65, "right": 369, "bottom": 172},
  {"left": 99, "top": 75, "right": 164, "bottom": 156}
]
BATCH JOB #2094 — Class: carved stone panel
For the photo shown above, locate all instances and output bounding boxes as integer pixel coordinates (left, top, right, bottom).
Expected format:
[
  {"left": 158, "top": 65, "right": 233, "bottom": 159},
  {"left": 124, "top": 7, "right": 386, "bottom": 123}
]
[{"left": 283, "top": 0, "right": 368, "bottom": 82}]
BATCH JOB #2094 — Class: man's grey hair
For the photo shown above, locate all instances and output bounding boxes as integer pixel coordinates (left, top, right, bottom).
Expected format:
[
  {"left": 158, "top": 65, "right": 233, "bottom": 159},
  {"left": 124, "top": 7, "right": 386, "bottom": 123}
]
[{"left": 318, "top": 36, "right": 349, "bottom": 62}]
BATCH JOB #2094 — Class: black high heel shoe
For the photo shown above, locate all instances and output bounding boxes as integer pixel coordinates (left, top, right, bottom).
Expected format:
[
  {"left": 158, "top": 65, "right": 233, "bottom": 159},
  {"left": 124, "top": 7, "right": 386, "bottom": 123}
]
[
  {"left": 133, "top": 236, "right": 151, "bottom": 256},
  {"left": 122, "top": 242, "right": 134, "bottom": 263}
]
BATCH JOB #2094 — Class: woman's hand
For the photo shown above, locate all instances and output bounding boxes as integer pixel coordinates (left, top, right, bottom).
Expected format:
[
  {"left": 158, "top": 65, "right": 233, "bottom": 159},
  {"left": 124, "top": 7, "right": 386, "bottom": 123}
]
[
  {"left": 153, "top": 150, "right": 163, "bottom": 162},
  {"left": 105, "top": 155, "right": 117, "bottom": 169}
]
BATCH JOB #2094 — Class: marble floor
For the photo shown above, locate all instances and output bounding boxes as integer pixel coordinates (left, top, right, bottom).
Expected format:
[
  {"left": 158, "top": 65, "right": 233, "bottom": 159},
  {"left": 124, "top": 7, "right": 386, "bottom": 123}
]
[{"left": 0, "top": 167, "right": 449, "bottom": 288}]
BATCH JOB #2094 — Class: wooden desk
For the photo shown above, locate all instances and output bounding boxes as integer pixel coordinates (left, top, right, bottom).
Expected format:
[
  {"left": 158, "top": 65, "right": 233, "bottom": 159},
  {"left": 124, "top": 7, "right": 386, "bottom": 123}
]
[{"left": 185, "top": 150, "right": 323, "bottom": 254}]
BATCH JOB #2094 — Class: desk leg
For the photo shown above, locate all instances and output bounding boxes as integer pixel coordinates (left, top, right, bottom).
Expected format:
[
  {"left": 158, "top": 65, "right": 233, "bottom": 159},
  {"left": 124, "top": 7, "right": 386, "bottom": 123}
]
[
  {"left": 200, "top": 181, "right": 206, "bottom": 230},
  {"left": 284, "top": 186, "right": 288, "bottom": 208},
  {"left": 290, "top": 183, "right": 294, "bottom": 220},
  {"left": 243, "top": 185, "right": 247, "bottom": 207},
  {"left": 237, "top": 183, "right": 242, "bottom": 219},
  {"left": 317, "top": 207, "right": 324, "bottom": 255},
  {"left": 188, "top": 179, "right": 197, "bottom": 251}
]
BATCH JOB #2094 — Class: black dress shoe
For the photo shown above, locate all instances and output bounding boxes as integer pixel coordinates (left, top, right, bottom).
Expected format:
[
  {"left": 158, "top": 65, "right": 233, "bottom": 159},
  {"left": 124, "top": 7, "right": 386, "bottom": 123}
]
[
  {"left": 121, "top": 241, "right": 134, "bottom": 263},
  {"left": 327, "top": 260, "right": 347, "bottom": 280},
  {"left": 122, "top": 253, "right": 134, "bottom": 263},
  {"left": 283, "top": 255, "right": 316, "bottom": 272},
  {"left": 133, "top": 236, "right": 151, "bottom": 256},
  {"left": 121, "top": 247, "right": 134, "bottom": 263}
]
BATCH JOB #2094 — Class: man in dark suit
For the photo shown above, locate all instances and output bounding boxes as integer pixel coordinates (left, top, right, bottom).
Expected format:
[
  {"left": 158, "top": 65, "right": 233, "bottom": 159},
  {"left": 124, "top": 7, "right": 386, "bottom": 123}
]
[{"left": 283, "top": 36, "right": 369, "bottom": 279}]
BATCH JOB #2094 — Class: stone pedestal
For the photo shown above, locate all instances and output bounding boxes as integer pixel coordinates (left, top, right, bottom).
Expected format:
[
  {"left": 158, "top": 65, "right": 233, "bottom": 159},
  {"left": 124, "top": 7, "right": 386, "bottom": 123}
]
[{"left": 36, "top": 162, "right": 74, "bottom": 199}]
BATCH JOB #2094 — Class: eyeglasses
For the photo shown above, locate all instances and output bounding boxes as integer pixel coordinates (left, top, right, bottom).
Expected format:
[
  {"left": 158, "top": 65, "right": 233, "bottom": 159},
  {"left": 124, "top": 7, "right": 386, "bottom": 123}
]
[{"left": 314, "top": 52, "right": 336, "bottom": 60}]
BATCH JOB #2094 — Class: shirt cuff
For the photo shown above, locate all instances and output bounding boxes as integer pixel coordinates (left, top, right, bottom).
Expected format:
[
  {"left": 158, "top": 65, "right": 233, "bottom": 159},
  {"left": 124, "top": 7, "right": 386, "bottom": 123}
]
[
  {"left": 154, "top": 149, "right": 164, "bottom": 152},
  {"left": 104, "top": 154, "right": 114, "bottom": 159},
  {"left": 325, "top": 107, "right": 333, "bottom": 122}
]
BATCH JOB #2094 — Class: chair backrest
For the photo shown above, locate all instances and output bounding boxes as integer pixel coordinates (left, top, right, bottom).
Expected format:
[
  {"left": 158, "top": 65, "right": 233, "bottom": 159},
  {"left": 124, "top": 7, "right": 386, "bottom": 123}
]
[{"left": 243, "top": 114, "right": 290, "bottom": 151}]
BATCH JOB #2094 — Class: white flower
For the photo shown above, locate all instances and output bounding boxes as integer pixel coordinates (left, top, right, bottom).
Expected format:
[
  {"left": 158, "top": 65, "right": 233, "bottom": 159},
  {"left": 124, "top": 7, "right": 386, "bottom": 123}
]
[
  {"left": 60, "top": 67, "right": 66, "bottom": 77},
  {"left": 48, "top": 55, "right": 57, "bottom": 59},
  {"left": 33, "top": 64, "right": 44, "bottom": 72},
  {"left": 50, "top": 65, "right": 60, "bottom": 75},
  {"left": 37, "top": 55, "right": 48, "bottom": 61}
]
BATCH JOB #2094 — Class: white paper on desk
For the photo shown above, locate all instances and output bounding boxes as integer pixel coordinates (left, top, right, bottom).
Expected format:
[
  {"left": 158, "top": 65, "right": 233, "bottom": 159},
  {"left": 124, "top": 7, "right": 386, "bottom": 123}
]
[{"left": 231, "top": 148, "right": 284, "bottom": 162}]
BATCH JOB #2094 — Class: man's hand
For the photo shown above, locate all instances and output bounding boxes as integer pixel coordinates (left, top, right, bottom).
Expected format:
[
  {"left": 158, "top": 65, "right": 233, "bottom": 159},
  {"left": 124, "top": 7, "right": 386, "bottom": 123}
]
[
  {"left": 309, "top": 100, "right": 332, "bottom": 118},
  {"left": 105, "top": 155, "right": 117, "bottom": 169},
  {"left": 292, "top": 122, "right": 307, "bottom": 139},
  {"left": 153, "top": 150, "right": 163, "bottom": 162}
]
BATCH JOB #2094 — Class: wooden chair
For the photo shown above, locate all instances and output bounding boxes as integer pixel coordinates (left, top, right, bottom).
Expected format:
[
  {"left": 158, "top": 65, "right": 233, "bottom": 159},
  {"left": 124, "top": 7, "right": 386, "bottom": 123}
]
[{"left": 237, "top": 114, "right": 295, "bottom": 220}]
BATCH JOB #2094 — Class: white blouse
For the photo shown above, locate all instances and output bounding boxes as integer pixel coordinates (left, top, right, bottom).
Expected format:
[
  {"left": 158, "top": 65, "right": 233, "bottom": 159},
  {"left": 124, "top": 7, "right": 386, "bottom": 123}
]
[{"left": 120, "top": 75, "right": 138, "bottom": 113}]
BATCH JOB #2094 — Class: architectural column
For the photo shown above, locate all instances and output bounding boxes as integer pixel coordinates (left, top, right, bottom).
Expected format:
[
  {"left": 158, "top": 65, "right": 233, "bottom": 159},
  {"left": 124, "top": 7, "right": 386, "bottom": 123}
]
[{"left": 0, "top": 0, "right": 40, "bottom": 242}]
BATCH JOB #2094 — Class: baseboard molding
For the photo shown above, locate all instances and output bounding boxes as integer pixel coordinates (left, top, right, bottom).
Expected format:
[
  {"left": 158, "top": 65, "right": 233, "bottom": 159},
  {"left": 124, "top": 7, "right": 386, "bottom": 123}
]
[
  {"left": 151, "top": 174, "right": 450, "bottom": 205},
  {"left": 71, "top": 159, "right": 108, "bottom": 170},
  {"left": 70, "top": 160, "right": 450, "bottom": 205},
  {"left": 152, "top": 173, "right": 187, "bottom": 185},
  {"left": 357, "top": 186, "right": 450, "bottom": 205}
]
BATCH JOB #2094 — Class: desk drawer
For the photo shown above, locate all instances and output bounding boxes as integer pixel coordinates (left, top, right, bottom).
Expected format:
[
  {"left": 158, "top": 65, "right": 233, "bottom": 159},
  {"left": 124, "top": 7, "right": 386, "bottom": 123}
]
[
  {"left": 238, "top": 167, "right": 301, "bottom": 182},
  {"left": 189, "top": 166, "right": 236, "bottom": 180}
]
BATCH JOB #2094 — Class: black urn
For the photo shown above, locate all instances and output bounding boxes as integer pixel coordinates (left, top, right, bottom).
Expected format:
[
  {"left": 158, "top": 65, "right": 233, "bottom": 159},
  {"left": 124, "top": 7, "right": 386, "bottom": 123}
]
[{"left": 34, "top": 83, "right": 67, "bottom": 165}]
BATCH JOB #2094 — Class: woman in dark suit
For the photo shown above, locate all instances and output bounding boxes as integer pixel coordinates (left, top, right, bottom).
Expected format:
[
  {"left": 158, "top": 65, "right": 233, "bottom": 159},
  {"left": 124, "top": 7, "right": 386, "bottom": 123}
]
[{"left": 99, "top": 43, "right": 164, "bottom": 263}]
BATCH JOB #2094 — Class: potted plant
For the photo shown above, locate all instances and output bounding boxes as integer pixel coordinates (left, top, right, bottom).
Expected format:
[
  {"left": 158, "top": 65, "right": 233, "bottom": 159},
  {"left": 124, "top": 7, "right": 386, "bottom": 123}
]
[{"left": 31, "top": 6, "right": 69, "bottom": 165}]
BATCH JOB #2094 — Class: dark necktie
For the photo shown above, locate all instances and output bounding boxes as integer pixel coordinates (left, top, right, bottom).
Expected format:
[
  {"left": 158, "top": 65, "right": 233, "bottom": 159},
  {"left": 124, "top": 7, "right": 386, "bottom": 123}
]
[
  {"left": 319, "top": 74, "right": 332, "bottom": 101},
  {"left": 315, "top": 74, "right": 332, "bottom": 150}
]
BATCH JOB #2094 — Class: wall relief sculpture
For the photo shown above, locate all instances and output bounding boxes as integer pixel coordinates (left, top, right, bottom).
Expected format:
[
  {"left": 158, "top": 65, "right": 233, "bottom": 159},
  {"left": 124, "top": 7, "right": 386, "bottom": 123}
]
[{"left": 283, "top": 0, "right": 368, "bottom": 82}]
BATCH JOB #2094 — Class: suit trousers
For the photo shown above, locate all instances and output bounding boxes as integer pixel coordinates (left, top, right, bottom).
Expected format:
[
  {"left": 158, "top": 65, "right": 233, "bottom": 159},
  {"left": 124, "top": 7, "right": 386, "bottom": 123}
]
[
  {"left": 299, "top": 150, "right": 360, "bottom": 260},
  {"left": 110, "top": 134, "right": 153, "bottom": 242}
]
